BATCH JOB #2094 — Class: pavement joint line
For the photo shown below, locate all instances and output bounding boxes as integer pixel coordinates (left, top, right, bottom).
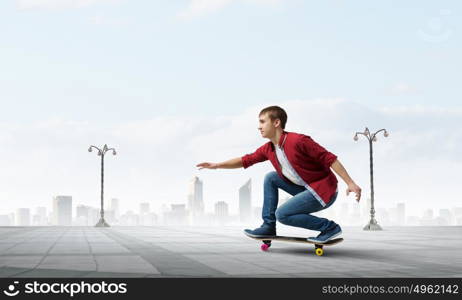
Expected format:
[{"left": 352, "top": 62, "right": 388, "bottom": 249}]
[
  {"left": 0, "top": 253, "right": 139, "bottom": 257},
  {"left": 83, "top": 227, "right": 99, "bottom": 272},
  {"left": 0, "top": 227, "right": 45, "bottom": 253},
  {"left": 113, "top": 228, "right": 300, "bottom": 276},
  {"left": 114, "top": 226, "right": 246, "bottom": 242},
  {"left": 9, "top": 227, "right": 69, "bottom": 277},
  {"left": 100, "top": 228, "right": 228, "bottom": 276}
]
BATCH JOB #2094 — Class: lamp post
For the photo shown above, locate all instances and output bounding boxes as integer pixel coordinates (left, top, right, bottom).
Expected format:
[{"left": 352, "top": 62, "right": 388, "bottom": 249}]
[
  {"left": 354, "top": 128, "right": 389, "bottom": 231},
  {"left": 88, "top": 144, "right": 117, "bottom": 227}
]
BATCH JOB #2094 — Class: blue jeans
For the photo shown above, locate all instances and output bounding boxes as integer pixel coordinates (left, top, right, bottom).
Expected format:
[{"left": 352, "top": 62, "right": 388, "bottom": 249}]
[{"left": 262, "top": 171, "right": 338, "bottom": 232}]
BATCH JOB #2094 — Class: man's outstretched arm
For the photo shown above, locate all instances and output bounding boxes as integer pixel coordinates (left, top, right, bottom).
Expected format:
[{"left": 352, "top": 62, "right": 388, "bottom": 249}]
[
  {"left": 330, "top": 159, "right": 362, "bottom": 202},
  {"left": 196, "top": 157, "right": 243, "bottom": 170}
]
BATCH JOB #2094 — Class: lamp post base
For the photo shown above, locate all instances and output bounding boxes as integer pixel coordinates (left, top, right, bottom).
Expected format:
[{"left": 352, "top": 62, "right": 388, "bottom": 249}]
[
  {"left": 95, "top": 218, "right": 110, "bottom": 227},
  {"left": 363, "top": 220, "right": 382, "bottom": 231}
]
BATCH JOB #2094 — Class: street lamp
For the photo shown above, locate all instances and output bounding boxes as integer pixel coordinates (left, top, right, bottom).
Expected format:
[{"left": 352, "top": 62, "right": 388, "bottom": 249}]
[
  {"left": 354, "top": 127, "right": 389, "bottom": 231},
  {"left": 88, "top": 144, "right": 117, "bottom": 227}
]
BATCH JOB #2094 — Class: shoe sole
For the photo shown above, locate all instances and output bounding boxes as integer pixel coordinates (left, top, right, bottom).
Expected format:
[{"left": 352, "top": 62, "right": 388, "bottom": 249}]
[
  {"left": 243, "top": 231, "right": 276, "bottom": 238},
  {"left": 307, "top": 230, "right": 342, "bottom": 243}
]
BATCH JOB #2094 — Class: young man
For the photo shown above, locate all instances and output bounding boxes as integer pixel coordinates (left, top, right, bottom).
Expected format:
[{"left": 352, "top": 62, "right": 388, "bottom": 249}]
[{"left": 196, "top": 106, "right": 361, "bottom": 243}]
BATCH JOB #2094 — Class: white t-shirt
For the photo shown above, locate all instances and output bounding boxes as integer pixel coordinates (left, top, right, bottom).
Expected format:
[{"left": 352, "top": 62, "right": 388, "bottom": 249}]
[
  {"left": 275, "top": 145, "right": 305, "bottom": 186},
  {"left": 274, "top": 143, "right": 335, "bottom": 207}
]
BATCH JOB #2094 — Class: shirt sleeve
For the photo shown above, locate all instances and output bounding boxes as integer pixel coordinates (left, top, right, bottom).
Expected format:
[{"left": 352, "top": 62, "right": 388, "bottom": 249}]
[
  {"left": 241, "top": 144, "right": 268, "bottom": 169},
  {"left": 297, "top": 135, "right": 337, "bottom": 169}
]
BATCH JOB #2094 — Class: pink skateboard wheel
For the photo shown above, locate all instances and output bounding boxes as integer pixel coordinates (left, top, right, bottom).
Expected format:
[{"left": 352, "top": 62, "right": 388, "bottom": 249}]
[{"left": 260, "top": 244, "right": 270, "bottom": 251}]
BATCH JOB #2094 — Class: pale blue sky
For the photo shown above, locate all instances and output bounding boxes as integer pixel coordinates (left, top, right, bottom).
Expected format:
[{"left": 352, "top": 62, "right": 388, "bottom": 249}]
[
  {"left": 0, "top": 0, "right": 460, "bottom": 123},
  {"left": 0, "top": 1, "right": 461, "bottom": 216}
]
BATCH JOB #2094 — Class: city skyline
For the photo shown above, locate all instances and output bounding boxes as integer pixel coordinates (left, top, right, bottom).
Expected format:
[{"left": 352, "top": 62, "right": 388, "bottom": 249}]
[
  {"left": 2, "top": 176, "right": 461, "bottom": 227},
  {"left": 4, "top": 200, "right": 462, "bottom": 227}
]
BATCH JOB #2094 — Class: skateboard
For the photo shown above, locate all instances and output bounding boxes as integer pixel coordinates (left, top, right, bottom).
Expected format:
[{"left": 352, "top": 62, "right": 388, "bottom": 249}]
[{"left": 244, "top": 232, "right": 343, "bottom": 256}]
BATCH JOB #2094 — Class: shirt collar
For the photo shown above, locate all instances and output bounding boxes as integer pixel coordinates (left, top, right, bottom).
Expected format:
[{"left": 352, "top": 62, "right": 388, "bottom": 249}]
[{"left": 278, "top": 131, "right": 288, "bottom": 148}]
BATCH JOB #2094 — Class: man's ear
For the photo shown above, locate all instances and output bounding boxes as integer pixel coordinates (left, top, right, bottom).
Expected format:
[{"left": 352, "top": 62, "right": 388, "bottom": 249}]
[{"left": 273, "top": 119, "right": 281, "bottom": 128}]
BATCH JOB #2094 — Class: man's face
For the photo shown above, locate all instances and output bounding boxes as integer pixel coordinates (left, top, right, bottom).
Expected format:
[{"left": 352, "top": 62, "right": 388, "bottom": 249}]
[{"left": 258, "top": 113, "right": 279, "bottom": 139}]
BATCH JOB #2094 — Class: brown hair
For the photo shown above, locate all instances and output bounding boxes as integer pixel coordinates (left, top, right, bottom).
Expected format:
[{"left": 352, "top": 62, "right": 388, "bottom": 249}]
[{"left": 259, "top": 106, "right": 287, "bottom": 129}]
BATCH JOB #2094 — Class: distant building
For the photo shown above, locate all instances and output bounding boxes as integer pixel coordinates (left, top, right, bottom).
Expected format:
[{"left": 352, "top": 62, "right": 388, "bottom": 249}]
[
  {"left": 76, "top": 205, "right": 90, "bottom": 219},
  {"left": 75, "top": 205, "right": 88, "bottom": 226},
  {"left": 52, "top": 196, "right": 72, "bottom": 226},
  {"left": 89, "top": 207, "right": 99, "bottom": 225},
  {"left": 239, "top": 179, "right": 252, "bottom": 223},
  {"left": 140, "top": 212, "right": 157, "bottom": 226},
  {"left": 215, "top": 201, "right": 229, "bottom": 217},
  {"left": 437, "top": 209, "right": 453, "bottom": 226},
  {"left": 361, "top": 197, "right": 372, "bottom": 224},
  {"left": 216, "top": 201, "right": 231, "bottom": 225},
  {"left": 0, "top": 215, "right": 11, "bottom": 226},
  {"left": 138, "top": 202, "right": 154, "bottom": 226},
  {"left": 452, "top": 207, "right": 462, "bottom": 217},
  {"left": 339, "top": 203, "right": 349, "bottom": 225},
  {"left": 253, "top": 206, "right": 262, "bottom": 220},
  {"left": 119, "top": 210, "right": 140, "bottom": 226},
  {"left": 140, "top": 203, "right": 150, "bottom": 215},
  {"left": 423, "top": 209, "right": 434, "bottom": 219},
  {"left": 457, "top": 217, "right": 462, "bottom": 226},
  {"left": 188, "top": 176, "right": 204, "bottom": 219},
  {"left": 396, "top": 203, "right": 406, "bottom": 225},
  {"left": 76, "top": 205, "right": 95, "bottom": 226},
  {"left": 376, "top": 207, "right": 390, "bottom": 226},
  {"left": 110, "top": 198, "right": 120, "bottom": 219},
  {"left": 214, "top": 201, "right": 229, "bottom": 225},
  {"left": 453, "top": 207, "right": 462, "bottom": 225},
  {"left": 15, "top": 208, "right": 30, "bottom": 226},
  {"left": 33, "top": 207, "right": 48, "bottom": 226},
  {"left": 164, "top": 204, "right": 188, "bottom": 226},
  {"left": 420, "top": 209, "right": 436, "bottom": 226},
  {"left": 388, "top": 203, "right": 405, "bottom": 226},
  {"left": 406, "top": 216, "right": 420, "bottom": 226},
  {"left": 105, "top": 209, "right": 116, "bottom": 225},
  {"left": 349, "top": 203, "right": 361, "bottom": 226}
]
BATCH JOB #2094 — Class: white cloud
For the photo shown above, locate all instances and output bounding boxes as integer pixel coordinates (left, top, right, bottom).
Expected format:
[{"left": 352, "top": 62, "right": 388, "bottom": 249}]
[
  {"left": 177, "top": 0, "right": 283, "bottom": 20},
  {"left": 16, "top": 0, "right": 121, "bottom": 10},
  {"left": 178, "top": 0, "right": 233, "bottom": 20},
  {"left": 0, "top": 100, "right": 460, "bottom": 220}
]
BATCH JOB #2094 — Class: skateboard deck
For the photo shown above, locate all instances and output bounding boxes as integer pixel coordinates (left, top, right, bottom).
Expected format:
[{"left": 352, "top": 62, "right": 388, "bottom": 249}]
[{"left": 244, "top": 232, "right": 343, "bottom": 256}]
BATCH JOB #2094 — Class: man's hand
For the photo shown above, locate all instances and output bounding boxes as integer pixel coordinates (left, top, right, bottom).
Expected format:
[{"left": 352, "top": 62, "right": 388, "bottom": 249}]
[
  {"left": 346, "top": 182, "right": 362, "bottom": 202},
  {"left": 196, "top": 162, "right": 219, "bottom": 170},
  {"left": 196, "top": 158, "right": 243, "bottom": 170}
]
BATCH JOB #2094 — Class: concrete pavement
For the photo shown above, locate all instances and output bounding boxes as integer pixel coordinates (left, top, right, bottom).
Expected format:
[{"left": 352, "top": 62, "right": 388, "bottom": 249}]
[{"left": 0, "top": 226, "right": 460, "bottom": 278}]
